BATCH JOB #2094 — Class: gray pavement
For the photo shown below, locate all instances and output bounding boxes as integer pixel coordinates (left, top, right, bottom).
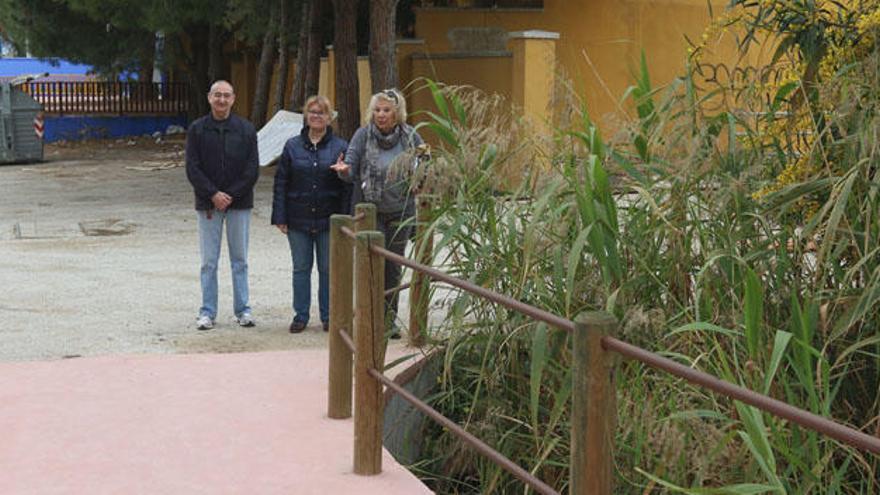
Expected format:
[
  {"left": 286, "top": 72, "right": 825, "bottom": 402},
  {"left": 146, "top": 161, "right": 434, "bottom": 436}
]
[{"left": 0, "top": 139, "right": 413, "bottom": 361}]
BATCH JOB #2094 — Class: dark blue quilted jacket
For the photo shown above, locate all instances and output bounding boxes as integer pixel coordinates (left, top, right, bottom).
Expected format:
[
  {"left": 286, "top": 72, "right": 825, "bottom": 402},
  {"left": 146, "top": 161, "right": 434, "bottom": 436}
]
[{"left": 271, "top": 126, "right": 349, "bottom": 233}]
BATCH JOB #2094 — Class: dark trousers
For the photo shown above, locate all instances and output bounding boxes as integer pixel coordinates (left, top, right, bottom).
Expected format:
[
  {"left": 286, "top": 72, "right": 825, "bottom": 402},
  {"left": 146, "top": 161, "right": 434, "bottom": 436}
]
[{"left": 376, "top": 212, "right": 412, "bottom": 327}]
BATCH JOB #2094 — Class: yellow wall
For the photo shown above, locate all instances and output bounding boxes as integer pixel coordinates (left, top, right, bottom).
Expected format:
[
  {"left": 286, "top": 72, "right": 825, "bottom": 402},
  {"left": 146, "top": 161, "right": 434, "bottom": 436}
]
[
  {"left": 408, "top": 53, "right": 513, "bottom": 126},
  {"left": 319, "top": 53, "right": 373, "bottom": 121},
  {"left": 230, "top": 0, "right": 733, "bottom": 129},
  {"left": 411, "top": 54, "right": 513, "bottom": 95},
  {"left": 414, "top": 0, "right": 728, "bottom": 121}
]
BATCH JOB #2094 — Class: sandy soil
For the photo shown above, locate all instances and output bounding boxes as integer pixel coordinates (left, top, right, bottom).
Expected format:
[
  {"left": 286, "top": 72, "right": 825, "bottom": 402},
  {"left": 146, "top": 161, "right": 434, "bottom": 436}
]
[{"left": 0, "top": 136, "right": 412, "bottom": 362}]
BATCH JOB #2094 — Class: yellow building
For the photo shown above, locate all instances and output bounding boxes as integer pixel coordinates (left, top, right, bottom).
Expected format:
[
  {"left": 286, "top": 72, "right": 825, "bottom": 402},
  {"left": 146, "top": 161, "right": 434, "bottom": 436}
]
[
  {"left": 406, "top": 0, "right": 730, "bottom": 124},
  {"left": 233, "top": 0, "right": 730, "bottom": 132}
]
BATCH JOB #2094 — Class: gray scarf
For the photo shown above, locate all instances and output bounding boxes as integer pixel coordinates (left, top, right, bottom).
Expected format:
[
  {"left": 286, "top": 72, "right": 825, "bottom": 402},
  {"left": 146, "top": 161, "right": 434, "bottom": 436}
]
[{"left": 362, "top": 122, "right": 415, "bottom": 203}]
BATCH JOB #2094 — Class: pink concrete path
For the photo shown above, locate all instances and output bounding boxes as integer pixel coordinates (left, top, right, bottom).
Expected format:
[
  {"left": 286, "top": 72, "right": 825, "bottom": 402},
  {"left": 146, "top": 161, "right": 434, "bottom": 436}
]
[{"left": 0, "top": 350, "right": 432, "bottom": 494}]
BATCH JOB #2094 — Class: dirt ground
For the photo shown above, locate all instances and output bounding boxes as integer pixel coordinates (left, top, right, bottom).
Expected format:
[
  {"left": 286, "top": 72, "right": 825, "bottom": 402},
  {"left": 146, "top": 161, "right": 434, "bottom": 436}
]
[{"left": 0, "top": 136, "right": 412, "bottom": 362}]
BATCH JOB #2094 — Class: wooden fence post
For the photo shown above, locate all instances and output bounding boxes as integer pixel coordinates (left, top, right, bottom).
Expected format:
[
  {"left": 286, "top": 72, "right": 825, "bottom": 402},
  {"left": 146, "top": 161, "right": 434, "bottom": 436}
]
[
  {"left": 328, "top": 214, "right": 354, "bottom": 419},
  {"left": 355, "top": 202, "right": 376, "bottom": 232},
  {"left": 571, "top": 311, "right": 617, "bottom": 495},
  {"left": 353, "top": 230, "right": 386, "bottom": 475},
  {"left": 408, "top": 194, "right": 437, "bottom": 347}
]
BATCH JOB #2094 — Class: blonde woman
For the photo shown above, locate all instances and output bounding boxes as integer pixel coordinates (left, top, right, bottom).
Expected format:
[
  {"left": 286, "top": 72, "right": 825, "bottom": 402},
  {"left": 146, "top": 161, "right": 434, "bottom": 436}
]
[
  {"left": 331, "top": 88, "right": 424, "bottom": 339},
  {"left": 272, "top": 95, "right": 349, "bottom": 333}
]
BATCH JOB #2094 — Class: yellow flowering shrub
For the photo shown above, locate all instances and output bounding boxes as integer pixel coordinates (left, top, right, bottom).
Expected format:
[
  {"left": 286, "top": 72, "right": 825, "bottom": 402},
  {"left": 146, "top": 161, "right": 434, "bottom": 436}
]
[{"left": 690, "top": 0, "right": 880, "bottom": 205}]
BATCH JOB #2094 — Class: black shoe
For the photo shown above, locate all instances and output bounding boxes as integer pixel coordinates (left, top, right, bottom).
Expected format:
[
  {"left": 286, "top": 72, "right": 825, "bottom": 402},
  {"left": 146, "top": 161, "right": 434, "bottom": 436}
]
[
  {"left": 289, "top": 320, "right": 307, "bottom": 334},
  {"left": 390, "top": 330, "right": 401, "bottom": 340},
  {"left": 322, "top": 321, "right": 329, "bottom": 332}
]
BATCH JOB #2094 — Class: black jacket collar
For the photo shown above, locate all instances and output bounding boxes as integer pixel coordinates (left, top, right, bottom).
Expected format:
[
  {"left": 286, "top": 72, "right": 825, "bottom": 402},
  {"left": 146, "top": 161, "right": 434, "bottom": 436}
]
[
  {"left": 301, "top": 125, "right": 335, "bottom": 147},
  {"left": 204, "top": 113, "right": 238, "bottom": 131}
]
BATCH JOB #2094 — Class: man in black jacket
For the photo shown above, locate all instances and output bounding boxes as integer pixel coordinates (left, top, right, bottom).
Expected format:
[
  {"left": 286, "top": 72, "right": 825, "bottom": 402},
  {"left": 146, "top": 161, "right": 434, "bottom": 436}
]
[{"left": 185, "top": 80, "right": 259, "bottom": 330}]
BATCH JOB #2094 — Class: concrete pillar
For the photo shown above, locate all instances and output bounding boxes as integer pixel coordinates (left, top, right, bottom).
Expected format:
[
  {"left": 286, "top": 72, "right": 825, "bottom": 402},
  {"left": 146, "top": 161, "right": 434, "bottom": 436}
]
[{"left": 508, "top": 30, "right": 559, "bottom": 129}]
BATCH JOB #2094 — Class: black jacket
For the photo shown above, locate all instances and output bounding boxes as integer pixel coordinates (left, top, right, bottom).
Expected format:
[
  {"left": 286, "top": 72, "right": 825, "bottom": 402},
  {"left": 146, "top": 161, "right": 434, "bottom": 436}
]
[
  {"left": 185, "top": 113, "right": 259, "bottom": 210},
  {"left": 271, "top": 126, "right": 349, "bottom": 232}
]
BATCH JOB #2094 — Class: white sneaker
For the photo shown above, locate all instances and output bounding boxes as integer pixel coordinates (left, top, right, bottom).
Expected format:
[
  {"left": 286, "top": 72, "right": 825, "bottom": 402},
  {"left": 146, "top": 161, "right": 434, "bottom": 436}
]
[
  {"left": 236, "top": 312, "right": 255, "bottom": 327},
  {"left": 196, "top": 315, "right": 214, "bottom": 330}
]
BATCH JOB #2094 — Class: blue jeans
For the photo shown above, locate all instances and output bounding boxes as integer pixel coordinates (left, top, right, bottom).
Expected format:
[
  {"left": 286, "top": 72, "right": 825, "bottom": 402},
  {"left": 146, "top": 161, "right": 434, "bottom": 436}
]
[
  {"left": 287, "top": 228, "right": 330, "bottom": 324},
  {"left": 197, "top": 208, "right": 251, "bottom": 319}
]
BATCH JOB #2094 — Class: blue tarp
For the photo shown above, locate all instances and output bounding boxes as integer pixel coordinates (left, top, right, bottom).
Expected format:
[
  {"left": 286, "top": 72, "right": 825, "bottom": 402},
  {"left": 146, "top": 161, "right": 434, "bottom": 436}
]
[{"left": 0, "top": 58, "right": 92, "bottom": 77}]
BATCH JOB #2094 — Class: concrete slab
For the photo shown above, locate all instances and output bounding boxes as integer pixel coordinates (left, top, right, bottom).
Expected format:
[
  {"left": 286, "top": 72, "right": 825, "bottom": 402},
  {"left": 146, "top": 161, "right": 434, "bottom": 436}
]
[{"left": 0, "top": 350, "right": 432, "bottom": 494}]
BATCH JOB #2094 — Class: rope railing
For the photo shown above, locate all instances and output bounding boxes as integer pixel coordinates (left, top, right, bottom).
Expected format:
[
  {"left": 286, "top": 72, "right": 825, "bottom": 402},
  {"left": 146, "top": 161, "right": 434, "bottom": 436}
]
[
  {"left": 338, "top": 328, "right": 355, "bottom": 354},
  {"left": 368, "top": 368, "right": 560, "bottom": 495},
  {"left": 340, "top": 225, "right": 356, "bottom": 239},
  {"left": 328, "top": 201, "right": 880, "bottom": 494},
  {"left": 333, "top": 326, "right": 559, "bottom": 492},
  {"left": 329, "top": 202, "right": 556, "bottom": 485},
  {"left": 373, "top": 244, "right": 574, "bottom": 331},
  {"left": 384, "top": 282, "right": 410, "bottom": 297},
  {"left": 367, "top": 236, "right": 880, "bottom": 455},
  {"left": 601, "top": 336, "right": 880, "bottom": 454}
]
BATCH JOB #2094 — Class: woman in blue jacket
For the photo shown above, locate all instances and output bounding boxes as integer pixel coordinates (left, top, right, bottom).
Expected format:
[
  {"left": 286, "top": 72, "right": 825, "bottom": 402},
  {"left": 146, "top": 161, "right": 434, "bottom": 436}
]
[{"left": 271, "top": 95, "right": 348, "bottom": 333}]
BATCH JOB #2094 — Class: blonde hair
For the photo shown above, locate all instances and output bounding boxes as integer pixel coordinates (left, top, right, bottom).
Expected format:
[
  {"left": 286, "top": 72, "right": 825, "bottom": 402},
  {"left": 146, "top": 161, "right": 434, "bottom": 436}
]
[
  {"left": 364, "top": 88, "right": 407, "bottom": 125},
  {"left": 303, "top": 95, "right": 333, "bottom": 117}
]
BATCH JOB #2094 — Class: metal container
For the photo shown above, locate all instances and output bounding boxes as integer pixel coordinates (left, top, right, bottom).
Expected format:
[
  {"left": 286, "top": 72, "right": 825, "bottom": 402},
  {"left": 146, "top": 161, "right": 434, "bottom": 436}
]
[{"left": 0, "top": 77, "right": 44, "bottom": 164}]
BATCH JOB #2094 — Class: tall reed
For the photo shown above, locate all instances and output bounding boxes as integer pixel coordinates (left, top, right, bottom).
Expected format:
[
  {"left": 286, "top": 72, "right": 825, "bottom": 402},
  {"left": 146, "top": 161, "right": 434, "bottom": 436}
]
[{"left": 408, "top": 6, "right": 880, "bottom": 492}]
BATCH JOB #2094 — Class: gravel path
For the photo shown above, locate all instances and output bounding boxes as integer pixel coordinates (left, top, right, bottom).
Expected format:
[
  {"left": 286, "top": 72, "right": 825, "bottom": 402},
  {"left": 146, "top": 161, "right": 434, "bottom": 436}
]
[{"left": 0, "top": 138, "right": 413, "bottom": 362}]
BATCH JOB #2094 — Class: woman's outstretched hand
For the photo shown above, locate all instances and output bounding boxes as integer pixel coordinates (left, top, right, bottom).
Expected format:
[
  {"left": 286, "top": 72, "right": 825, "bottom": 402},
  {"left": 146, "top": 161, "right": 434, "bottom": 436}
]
[{"left": 329, "top": 153, "right": 350, "bottom": 177}]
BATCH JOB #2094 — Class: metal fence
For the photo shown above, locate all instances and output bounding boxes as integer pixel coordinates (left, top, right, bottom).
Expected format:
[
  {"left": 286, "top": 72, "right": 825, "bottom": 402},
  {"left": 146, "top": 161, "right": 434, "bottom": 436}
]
[
  {"left": 18, "top": 81, "right": 190, "bottom": 115},
  {"left": 328, "top": 199, "right": 880, "bottom": 494}
]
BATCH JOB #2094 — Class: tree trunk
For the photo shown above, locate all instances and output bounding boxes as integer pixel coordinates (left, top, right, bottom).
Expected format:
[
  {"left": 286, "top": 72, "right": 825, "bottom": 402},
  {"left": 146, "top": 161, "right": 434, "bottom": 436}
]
[
  {"left": 271, "top": 0, "right": 290, "bottom": 116},
  {"left": 137, "top": 34, "right": 154, "bottom": 85},
  {"left": 332, "top": 0, "right": 360, "bottom": 140},
  {"left": 207, "top": 24, "right": 228, "bottom": 83},
  {"left": 369, "top": 0, "right": 399, "bottom": 92},
  {"left": 288, "top": 0, "right": 311, "bottom": 110},
  {"left": 304, "top": 0, "right": 324, "bottom": 99},
  {"left": 136, "top": 33, "right": 156, "bottom": 100},
  {"left": 136, "top": 39, "right": 153, "bottom": 107},
  {"left": 250, "top": 16, "right": 278, "bottom": 128},
  {"left": 182, "top": 24, "right": 211, "bottom": 118}
]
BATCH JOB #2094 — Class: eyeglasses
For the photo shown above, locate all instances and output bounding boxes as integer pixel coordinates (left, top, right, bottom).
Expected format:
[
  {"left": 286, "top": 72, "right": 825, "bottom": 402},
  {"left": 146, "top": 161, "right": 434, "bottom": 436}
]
[
  {"left": 307, "top": 110, "right": 326, "bottom": 116},
  {"left": 382, "top": 89, "right": 399, "bottom": 104}
]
